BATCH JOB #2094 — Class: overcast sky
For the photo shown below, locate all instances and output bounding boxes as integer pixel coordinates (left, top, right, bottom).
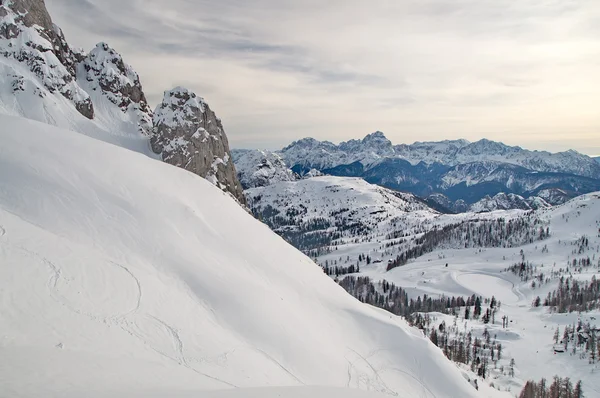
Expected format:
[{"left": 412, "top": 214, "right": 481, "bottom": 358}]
[{"left": 47, "top": 0, "right": 600, "bottom": 155}]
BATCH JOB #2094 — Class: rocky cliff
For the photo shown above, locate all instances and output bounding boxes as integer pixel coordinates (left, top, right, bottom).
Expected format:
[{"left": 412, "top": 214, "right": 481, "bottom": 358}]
[{"left": 151, "top": 87, "right": 246, "bottom": 204}]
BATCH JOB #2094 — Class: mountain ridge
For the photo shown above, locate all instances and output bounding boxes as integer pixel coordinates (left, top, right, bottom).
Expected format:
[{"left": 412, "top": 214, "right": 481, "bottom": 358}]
[{"left": 233, "top": 132, "right": 600, "bottom": 206}]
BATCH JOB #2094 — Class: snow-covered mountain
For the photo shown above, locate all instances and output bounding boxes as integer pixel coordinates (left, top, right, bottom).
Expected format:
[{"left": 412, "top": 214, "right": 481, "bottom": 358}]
[
  {"left": 0, "top": 0, "right": 244, "bottom": 202},
  {"left": 274, "top": 132, "right": 600, "bottom": 206},
  {"left": 282, "top": 134, "right": 600, "bottom": 179},
  {"left": 594, "top": 156, "right": 600, "bottom": 164},
  {"left": 426, "top": 192, "right": 550, "bottom": 213},
  {"left": 0, "top": 114, "right": 500, "bottom": 398},
  {"left": 246, "top": 176, "right": 438, "bottom": 255},
  {"left": 469, "top": 193, "right": 550, "bottom": 213},
  {"left": 231, "top": 149, "right": 297, "bottom": 189}
]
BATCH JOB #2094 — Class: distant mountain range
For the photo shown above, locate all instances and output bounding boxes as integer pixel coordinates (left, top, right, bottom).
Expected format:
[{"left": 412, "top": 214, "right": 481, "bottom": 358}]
[{"left": 233, "top": 132, "right": 600, "bottom": 208}]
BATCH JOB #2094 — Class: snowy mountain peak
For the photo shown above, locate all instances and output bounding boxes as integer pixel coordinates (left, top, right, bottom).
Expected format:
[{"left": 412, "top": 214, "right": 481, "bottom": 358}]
[
  {"left": 362, "top": 130, "right": 388, "bottom": 142},
  {"left": 78, "top": 41, "right": 152, "bottom": 134},
  {"left": 0, "top": 0, "right": 94, "bottom": 118},
  {"left": 153, "top": 87, "right": 207, "bottom": 128},
  {"left": 151, "top": 87, "right": 246, "bottom": 204}
]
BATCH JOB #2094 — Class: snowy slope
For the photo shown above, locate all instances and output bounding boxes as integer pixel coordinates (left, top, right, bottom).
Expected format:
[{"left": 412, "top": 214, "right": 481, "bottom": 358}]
[
  {"left": 247, "top": 176, "right": 439, "bottom": 253},
  {"left": 0, "top": 115, "right": 503, "bottom": 398}
]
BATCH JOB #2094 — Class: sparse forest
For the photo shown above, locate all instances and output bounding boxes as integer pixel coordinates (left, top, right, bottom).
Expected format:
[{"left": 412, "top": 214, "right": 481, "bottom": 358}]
[{"left": 519, "top": 376, "right": 583, "bottom": 398}]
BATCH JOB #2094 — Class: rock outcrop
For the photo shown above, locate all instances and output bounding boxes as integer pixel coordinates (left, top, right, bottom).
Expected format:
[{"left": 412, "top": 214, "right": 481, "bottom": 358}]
[
  {"left": 151, "top": 87, "right": 245, "bottom": 204},
  {"left": 78, "top": 42, "right": 153, "bottom": 135}
]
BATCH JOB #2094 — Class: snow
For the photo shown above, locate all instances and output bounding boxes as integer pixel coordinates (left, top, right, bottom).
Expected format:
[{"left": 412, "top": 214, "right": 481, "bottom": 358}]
[{"left": 0, "top": 115, "right": 502, "bottom": 398}]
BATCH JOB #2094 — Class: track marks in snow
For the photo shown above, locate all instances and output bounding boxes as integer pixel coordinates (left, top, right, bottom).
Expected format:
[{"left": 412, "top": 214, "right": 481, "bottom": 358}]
[
  {"left": 46, "top": 258, "right": 141, "bottom": 319},
  {"left": 120, "top": 314, "right": 186, "bottom": 364},
  {"left": 0, "top": 225, "right": 5, "bottom": 237},
  {"left": 120, "top": 313, "right": 238, "bottom": 388},
  {"left": 344, "top": 348, "right": 399, "bottom": 397},
  {"left": 253, "top": 347, "right": 305, "bottom": 385}
]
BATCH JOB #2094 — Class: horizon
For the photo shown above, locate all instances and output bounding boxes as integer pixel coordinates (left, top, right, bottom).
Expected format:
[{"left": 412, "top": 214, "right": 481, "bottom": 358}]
[
  {"left": 230, "top": 131, "right": 600, "bottom": 157},
  {"left": 46, "top": 0, "right": 600, "bottom": 156}
]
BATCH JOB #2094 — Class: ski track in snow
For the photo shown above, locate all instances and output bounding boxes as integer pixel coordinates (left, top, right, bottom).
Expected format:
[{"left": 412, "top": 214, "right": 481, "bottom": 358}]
[
  {"left": 119, "top": 313, "right": 238, "bottom": 388},
  {"left": 0, "top": 224, "right": 5, "bottom": 237},
  {"left": 253, "top": 347, "right": 305, "bottom": 385}
]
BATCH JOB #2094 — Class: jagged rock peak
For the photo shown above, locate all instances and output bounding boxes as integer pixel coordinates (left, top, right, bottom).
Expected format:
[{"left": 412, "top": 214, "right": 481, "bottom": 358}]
[
  {"left": 79, "top": 42, "right": 152, "bottom": 134},
  {"left": 153, "top": 86, "right": 207, "bottom": 128},
  {"left": 151, "top": 87, "right": 246, "bottom": 204},
  {"left": 0, "top": 0, "right": 94, "bottom": 118}
]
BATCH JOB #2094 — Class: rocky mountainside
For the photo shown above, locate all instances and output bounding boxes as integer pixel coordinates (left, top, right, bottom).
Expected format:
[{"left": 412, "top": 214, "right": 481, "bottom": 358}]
[
  {"left": 0, "top": 0, "right": 93, "bottom": 117},
  {"left": 0, "top": 0, "right": 245, "bottom": 204},
  {"left": 595, "top": 156, "right": 600, "bottom": 164},
  {"left": 77, "top": 42, "right": 153, "bottom": 135},
  {"left": 468, "top": 193, "right": 550, "bottom": 213},
  {"left": 151, "top": 88, "right": 245, "bottom": 204},
  {"left": 231, "top": 149, "right": 297, "bottom": 189},
  {"left": 282, "top": 133, "right": 600, "bottom": 178}
]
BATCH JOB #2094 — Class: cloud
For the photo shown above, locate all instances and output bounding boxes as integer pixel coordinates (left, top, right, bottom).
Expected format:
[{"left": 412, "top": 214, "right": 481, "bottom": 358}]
[{"left": 46, "top": 0, "right": 600, "bottom": 154}]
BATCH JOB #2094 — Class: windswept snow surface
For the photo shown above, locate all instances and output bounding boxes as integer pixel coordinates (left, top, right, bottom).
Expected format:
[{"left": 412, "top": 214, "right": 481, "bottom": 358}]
[{"left": 0, "top": 115, "right": 502, "bottom": 398}]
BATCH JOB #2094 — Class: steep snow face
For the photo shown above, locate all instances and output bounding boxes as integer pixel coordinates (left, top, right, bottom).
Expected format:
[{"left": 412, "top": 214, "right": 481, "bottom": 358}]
[
  {"left": 77, "top": 42, "right": 153, "bottom": 135},
  {"left": 0, "top": 0, "right": 93, "bottom": 117},
  {"left": 231, "top": 149, "right": 297, "bottom": 189},
  {"left": 469, "top": 193, "right": 550, "bottom": 213},
  {"left": 0, "top": 115, "right": 495, "bottom": 398},
  {"left": 151, "top": 87, "right": 245, "bottom": 204}
]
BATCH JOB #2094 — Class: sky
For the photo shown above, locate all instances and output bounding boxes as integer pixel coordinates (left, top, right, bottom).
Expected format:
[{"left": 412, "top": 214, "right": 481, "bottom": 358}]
[{"left": 47, "top": 0, "right": 600, "bottom": 155}]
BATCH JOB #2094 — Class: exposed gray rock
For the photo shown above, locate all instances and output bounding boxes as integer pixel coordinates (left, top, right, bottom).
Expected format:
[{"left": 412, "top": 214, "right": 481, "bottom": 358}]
[
  {"left": 78, "top": 42, "right": 153, "bottom": 134},
  {"left": 151, "top": 87, "right": 246, "bottom": 204}
]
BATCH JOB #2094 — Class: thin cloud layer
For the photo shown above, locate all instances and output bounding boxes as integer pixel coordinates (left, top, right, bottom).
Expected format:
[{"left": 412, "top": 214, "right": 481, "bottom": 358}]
[{"left": 47, "top": 0, "right": 600, "bottom": 154}]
